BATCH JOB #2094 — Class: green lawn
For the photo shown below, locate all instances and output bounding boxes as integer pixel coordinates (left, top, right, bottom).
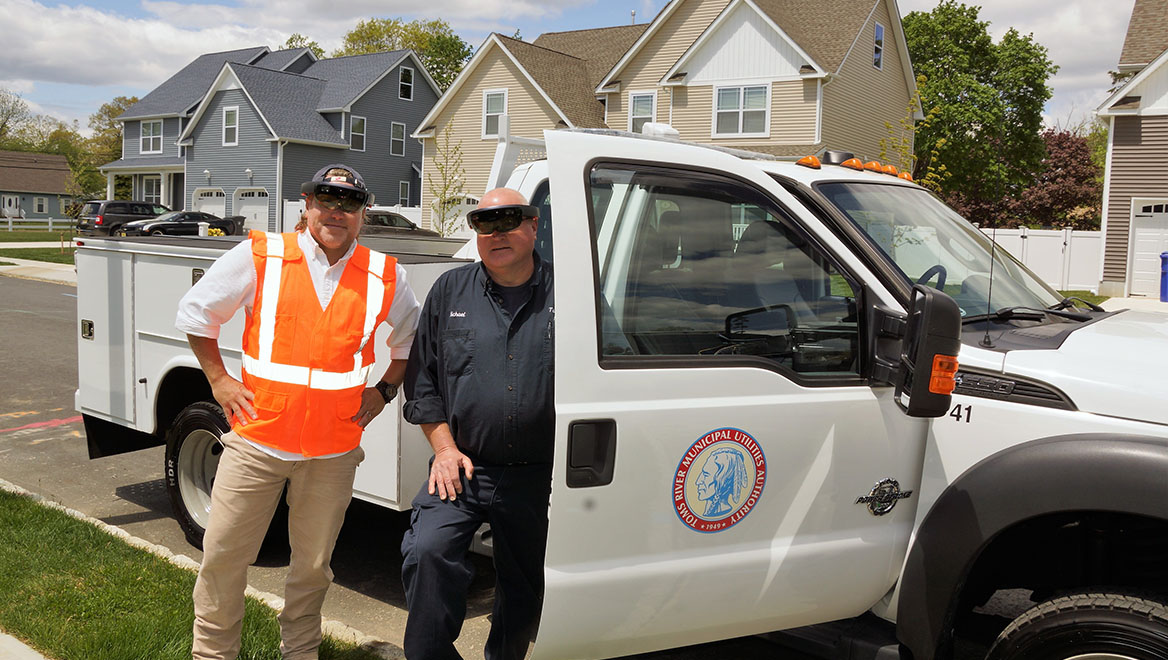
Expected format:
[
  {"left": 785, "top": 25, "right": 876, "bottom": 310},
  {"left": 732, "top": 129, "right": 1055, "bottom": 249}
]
[
  {"left": 0, "top": 247, "right": 75, "bottom": 264},
  {"left": 0, "top": 490, "right": 387, "bottom": 660},
  {"left": 1058, "top": 290, "right": 1109, "bottom": 306},
  {"left": 0, "top": 230, "right": 78, "bottom": 242}
]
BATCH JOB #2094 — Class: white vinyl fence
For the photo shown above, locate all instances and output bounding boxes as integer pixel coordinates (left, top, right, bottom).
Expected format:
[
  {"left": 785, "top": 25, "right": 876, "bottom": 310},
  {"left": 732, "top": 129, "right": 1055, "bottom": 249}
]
[
  {"left": 3, "top": 217, "right": 77, "bottom": 232},
  {"left": 979, "top": 227, "right": 1101, "bottom": 292}
]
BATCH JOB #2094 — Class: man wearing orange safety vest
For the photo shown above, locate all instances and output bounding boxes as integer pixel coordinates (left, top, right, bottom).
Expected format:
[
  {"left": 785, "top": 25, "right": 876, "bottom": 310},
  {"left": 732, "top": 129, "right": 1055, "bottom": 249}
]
[{"left": 176, "top": 164, "right": 420, "bottom": 660}]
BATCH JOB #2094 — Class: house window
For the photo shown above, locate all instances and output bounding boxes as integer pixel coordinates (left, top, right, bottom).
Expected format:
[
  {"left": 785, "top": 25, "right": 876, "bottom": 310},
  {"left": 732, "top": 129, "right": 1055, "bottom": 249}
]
[
  {"left": 714, "top": 86, "right": 769, "bottom": 137},
  {"left": 400, "top": 67, "right": 414, "bottom": 100},
  {"left": 223, "top": 106, "right": 238, "bottom": 146},
  {"left": 874, "top": 23, "right": 884, "bottom": 70},
  {"left": 350, "top": 115, "right": 366, "bottom": 151},
  {"left": 34, "top": 197, "right": 46, "bottom": 214},
  {"left": 143, "top": 177, "right": 162, "bottom": 204},
  {"left": 629, "top": 92, "right": 655, "bottom": 133},
  {"left": 399, "top": 181, "right": 410, "bottom": 206},
  {"left": 141, "top": 120, "right": 162, "bottom": 154},
  {"left": 483, "top": 89, "right": 507, "bottom": 138},
  {"left": 391, "top": 122, "right": 406, "bottom": 156}
]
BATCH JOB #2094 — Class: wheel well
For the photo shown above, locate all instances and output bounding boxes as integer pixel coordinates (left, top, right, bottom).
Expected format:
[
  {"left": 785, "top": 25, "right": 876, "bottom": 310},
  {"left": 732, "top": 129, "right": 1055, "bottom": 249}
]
[
  {"left": 950, "top": 511, "right": 1168, "bottom": 649},
  {"left": 154, "top": 367, "right": 213, "bottom": 435}
]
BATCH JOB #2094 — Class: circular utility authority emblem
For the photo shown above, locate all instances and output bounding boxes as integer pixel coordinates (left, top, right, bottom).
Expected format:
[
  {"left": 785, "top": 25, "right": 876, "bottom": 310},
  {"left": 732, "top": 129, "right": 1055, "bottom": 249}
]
[{"left": 673, "top": 428, "right": 766, "bottom": 533}]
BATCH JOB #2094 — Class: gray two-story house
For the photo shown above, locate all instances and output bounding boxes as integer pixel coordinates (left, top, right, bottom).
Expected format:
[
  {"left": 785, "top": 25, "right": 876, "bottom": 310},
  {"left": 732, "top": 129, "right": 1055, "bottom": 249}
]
[{"left": 100, "top": 46, "right": 440, "bottom": 232}]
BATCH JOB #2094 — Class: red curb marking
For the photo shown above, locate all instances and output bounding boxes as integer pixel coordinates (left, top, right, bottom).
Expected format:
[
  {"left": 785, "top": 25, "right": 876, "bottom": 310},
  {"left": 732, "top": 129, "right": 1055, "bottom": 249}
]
[{"left": 0, "top": 416, "right": 82, "bottom": 434}]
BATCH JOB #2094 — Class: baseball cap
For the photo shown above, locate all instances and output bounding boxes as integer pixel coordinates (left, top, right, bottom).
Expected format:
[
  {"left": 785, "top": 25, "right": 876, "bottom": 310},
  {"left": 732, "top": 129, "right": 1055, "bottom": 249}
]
[{"left": 299, "top": 164, "right": 370, "bottom": 197}]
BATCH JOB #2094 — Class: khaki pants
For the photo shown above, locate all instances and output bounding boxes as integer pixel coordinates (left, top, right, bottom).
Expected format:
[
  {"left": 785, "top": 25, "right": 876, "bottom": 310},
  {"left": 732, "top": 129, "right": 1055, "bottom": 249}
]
[{"left": 191, "top": 430, "right": 365, "bottom": 660}]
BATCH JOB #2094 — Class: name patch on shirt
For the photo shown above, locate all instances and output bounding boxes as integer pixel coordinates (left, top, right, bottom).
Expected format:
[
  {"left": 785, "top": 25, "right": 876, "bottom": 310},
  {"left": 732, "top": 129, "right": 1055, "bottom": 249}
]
[{"left": 449, "top": 311, "right": 466, "bottom": 318}]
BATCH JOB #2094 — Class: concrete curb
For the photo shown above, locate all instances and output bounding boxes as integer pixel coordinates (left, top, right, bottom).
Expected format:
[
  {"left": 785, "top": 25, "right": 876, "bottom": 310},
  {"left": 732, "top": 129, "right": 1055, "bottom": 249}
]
[{"left": 0, "top": 478, "right": 403, "bottom": 659}]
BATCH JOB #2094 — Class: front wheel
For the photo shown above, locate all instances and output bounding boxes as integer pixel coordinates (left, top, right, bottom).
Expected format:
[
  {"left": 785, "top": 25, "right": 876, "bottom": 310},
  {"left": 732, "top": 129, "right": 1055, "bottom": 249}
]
[
  {"left": 164, "top": 401, "right": 228, "bottom": 549},
  {"left": 986, "top": 592, "right": 1168, "bottom": 660}
]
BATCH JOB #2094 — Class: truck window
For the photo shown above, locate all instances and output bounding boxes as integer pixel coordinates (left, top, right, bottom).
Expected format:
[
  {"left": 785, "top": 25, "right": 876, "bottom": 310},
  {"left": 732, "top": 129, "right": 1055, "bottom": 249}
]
[{"left": 590, "top": 164, "right": 860, "bottom": 377}]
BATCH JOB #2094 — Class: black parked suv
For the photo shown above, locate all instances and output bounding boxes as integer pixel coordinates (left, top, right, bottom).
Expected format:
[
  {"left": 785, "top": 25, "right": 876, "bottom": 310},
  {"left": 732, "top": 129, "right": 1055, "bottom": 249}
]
[{"left": 78, "top": 200, "right": 170, "bottom": 236}]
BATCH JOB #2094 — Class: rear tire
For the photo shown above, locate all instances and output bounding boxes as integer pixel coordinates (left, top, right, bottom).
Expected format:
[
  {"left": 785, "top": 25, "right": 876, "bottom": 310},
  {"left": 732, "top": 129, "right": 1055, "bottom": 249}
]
[
  {"left": 985, "top": 592, "right": 1168, "bottom": 660},
  {"left": 164, "top": 401, "right": 228, "bottom": 549}
]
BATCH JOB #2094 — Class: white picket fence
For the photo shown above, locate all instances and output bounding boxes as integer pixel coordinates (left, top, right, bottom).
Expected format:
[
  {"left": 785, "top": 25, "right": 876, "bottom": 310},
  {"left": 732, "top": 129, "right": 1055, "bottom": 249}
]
[{"left": 976, "top": 227, "right": 1101, "bottom": 292}]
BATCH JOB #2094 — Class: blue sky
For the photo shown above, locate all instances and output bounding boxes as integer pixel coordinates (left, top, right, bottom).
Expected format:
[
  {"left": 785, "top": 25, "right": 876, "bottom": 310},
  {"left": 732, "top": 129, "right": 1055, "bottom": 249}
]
[{"left": 0, "top": 0, "right": 1134, "bottom": 136}]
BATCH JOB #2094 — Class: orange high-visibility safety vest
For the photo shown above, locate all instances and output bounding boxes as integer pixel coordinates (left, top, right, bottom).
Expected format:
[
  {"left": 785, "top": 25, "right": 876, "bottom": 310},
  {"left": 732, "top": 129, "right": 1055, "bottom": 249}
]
[{"left": 236, "top": 231, "right": 397, "bottom": 456}]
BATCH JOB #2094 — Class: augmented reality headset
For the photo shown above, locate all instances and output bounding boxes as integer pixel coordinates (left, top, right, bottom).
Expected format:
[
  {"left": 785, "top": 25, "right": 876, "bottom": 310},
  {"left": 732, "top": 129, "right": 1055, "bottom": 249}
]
[
  {"left": 299, "top": 182, "right": 373, "bottom": 212},
  {"left": 466, "top": 204, "right": 539, "bottom": 235}
]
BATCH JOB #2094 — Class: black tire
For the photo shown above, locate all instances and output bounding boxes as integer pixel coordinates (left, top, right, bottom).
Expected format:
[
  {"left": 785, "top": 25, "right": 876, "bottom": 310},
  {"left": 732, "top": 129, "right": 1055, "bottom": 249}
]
[
  {"left": 165, "top": 401, "right": 228, "bottom": 549},
  {"left": 986, "top": 592, "right": 1168, "bottom": 660}
]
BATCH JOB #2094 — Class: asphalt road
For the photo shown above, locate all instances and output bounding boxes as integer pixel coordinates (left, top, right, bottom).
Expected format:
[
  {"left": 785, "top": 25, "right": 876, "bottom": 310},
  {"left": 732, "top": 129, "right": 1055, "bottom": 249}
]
[{"left": 0, "top": 274, "right": 817, "bottom": 660}]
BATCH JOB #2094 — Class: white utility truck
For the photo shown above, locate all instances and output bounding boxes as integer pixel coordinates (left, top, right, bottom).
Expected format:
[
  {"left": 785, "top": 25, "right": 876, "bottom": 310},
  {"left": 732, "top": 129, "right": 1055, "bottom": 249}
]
[{"left": 77, "top": 128, "right": 1168, "bottom": 660}]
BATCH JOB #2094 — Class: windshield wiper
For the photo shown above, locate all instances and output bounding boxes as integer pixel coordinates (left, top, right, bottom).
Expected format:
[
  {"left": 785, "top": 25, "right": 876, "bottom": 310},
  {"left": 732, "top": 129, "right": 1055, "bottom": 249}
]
[
  {"left": 963, "top": 306, "right": 1092, "bottom": 323},
  {"left": 1050, "top": 296, "right": 1105, "bottom": 313}
]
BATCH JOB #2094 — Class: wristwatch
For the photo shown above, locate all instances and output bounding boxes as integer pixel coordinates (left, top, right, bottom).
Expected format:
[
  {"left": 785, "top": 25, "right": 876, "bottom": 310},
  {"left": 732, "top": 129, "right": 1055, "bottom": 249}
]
[{"left": 374, "top": 380, "right": 399, "bottom": 404}]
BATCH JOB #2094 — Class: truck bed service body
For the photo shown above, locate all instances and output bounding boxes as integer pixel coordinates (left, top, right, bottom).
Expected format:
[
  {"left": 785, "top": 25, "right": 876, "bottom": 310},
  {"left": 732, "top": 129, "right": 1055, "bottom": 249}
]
[{"left": 77, "top": 128, "right": 1168, "bottom": 660}]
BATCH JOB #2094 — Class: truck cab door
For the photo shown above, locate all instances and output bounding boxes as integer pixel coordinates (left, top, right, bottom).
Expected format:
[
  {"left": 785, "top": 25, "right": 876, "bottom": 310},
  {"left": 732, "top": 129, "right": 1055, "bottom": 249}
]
[{"left": 533, "top": 130, "right": 928, "bottom": 658}]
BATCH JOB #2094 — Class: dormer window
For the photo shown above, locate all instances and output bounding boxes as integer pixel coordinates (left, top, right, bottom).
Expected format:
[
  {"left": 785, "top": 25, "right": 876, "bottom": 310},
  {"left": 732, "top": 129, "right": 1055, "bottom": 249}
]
[
  {"left": 874, "top": 23, "right": 885, "bottom": 70},
  {"left": 400, "top": 67, "right": 414, "bottom": 101},
  {"left": 141, "top": 120, "right": 162, "bottom": 154}
]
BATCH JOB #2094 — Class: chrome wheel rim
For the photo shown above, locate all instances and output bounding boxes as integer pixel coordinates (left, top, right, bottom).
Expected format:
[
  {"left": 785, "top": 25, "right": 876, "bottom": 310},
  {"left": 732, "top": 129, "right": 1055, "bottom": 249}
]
[{"left": 177, "top": 429, "right": 222, "bottom": 528}]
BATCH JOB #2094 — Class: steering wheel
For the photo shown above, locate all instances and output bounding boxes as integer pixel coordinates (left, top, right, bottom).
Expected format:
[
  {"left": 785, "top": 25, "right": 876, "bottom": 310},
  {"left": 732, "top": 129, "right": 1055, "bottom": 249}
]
[{"left": 916, "top": 264, "right": 947, "bottom": 290}]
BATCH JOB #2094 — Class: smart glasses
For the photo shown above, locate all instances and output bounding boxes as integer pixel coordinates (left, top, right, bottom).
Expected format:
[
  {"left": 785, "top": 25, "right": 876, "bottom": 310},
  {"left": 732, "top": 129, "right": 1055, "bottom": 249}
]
[
  {"left": 466, "top": 205, "right": 538, "bottom": 235},
  {"left": 310, "top": 185, "right": 370, "bottom": 213}
]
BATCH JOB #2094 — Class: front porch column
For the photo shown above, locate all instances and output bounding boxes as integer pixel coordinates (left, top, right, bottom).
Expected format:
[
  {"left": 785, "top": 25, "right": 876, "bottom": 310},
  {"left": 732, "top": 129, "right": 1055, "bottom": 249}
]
[
  {"left": 161, "top": 172, "right": 170, "bottom": 208},
  {"left": 106, "top": 173, "right": 114, "bottom": 200}
]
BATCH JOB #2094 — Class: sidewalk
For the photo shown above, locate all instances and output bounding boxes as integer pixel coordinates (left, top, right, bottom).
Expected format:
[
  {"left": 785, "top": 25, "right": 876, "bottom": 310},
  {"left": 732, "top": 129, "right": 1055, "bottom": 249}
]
[
  {"left": 0, "top": 631, "right": 48, "bottom": 659},
  {"left": 0, "top": 241, "right": 77, "bottom": 286}
]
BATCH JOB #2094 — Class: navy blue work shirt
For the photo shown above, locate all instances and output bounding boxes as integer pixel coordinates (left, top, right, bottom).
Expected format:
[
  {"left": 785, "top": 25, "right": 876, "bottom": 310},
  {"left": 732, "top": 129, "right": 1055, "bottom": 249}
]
[{"left": 403, "top": 254, "right": 554, "bottom": 466}]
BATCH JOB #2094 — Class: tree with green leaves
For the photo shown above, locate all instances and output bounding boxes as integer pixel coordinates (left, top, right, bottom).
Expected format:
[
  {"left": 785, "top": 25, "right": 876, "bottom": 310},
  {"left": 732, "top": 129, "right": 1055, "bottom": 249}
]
[
  {"left": 283, "top": 33, "right": 325, "bottom": 59},
  {"left": 903, "top": 1, "right": 1057, "bottom": 226},
  {"left": 333, "top": 18, "right": 472, "bottom": 90},
  {"left": 87, "top": 96, "right": 139, "bottom": 199},
  {"left": 426, "top": 127, "right": 467, "bottom": 237},
  {"left": 0, "top": 88, "right": 32, "bottom": 148}
]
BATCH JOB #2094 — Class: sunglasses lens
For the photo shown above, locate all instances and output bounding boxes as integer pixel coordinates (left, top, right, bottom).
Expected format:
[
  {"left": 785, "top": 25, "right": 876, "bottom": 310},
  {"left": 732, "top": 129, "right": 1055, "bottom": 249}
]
[
  {"left": 314, "top": 186, "right": 367, "bottom": 212},
  {"left": 469, "top": 208, "right": 525, "bottom": 234}
]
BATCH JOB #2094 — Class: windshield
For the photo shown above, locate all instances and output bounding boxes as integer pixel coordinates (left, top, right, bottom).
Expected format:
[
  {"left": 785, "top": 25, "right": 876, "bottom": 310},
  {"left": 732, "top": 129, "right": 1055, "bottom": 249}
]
[
  {"left": 815, "top": 182, "right": 1061, "bottom": 316},
  {"left": 151, "top": 211, "right": 182, "bottom": 222}
]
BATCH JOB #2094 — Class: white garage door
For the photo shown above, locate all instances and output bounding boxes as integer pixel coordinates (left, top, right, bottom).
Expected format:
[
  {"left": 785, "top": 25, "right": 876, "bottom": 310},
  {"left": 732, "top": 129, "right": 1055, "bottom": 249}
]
[
  {"left": 1131, "top": 202, "right": 1168, "bottom": 296},
  {"left": 193, "top": 189, "right": 226, "bottom": 218},
  {"left": 235, "top": 189, "right": 270, "bottom": 232}
]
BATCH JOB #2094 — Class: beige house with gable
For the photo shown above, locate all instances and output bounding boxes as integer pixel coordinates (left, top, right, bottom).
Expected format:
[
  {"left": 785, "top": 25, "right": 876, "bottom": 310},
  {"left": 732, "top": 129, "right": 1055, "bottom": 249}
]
[
  {"left": 415, "top": 0, "right": 916, "bottom": 228},
  {"left": 1096, "top": 0, "right": 1168, "bottom": 298}
]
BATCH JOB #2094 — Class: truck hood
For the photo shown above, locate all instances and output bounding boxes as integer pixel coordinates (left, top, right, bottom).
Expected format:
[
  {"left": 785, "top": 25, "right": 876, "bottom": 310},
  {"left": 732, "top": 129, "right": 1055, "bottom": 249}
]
[{"left": 1003, "top": 310, "right": 1168, "bottom": 426}]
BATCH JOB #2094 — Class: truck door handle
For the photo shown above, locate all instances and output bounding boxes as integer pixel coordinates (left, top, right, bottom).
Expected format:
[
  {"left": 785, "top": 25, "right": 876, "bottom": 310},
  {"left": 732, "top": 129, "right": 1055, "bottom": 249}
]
[{"left": 566, "top": 420, "right": 616, "bottom": 488}]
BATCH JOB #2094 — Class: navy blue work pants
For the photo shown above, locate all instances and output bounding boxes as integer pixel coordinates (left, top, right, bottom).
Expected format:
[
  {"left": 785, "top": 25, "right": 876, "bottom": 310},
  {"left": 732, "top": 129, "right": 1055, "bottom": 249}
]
[{"left": 401, "top": 463, "right": 552, "bottom": 660}]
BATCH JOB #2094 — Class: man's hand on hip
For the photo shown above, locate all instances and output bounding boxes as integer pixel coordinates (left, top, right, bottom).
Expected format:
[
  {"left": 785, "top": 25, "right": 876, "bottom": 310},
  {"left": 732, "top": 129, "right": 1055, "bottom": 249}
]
[
  {"left": 352, "top": 387, "right": 387, "bottom": 428},
  {"left": 210, "top": 374, "right": 257, "bottom": 426}
]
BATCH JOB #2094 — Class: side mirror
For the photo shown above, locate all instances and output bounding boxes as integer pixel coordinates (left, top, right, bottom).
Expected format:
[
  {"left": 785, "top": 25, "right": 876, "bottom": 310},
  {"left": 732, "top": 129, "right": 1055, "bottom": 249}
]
[{"left": 895, "top": 284, "right": 961, "bottom": 417}]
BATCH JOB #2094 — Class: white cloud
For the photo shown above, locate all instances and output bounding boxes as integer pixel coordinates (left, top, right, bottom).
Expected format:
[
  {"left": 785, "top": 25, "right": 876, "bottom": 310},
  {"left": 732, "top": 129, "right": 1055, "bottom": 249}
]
[{"left": 897, "top": 0, "right": 1135, "bottom": 128}]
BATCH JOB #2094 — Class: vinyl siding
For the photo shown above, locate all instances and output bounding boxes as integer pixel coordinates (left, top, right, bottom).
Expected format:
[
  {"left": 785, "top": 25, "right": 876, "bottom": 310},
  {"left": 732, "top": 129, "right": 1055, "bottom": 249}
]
[
  {"left": 419, "top": 44, "right": 563, "bottom": 227},
  {"left": 123, "top": 117, "right": 183, "bottom": 159},
  {"left": 0, "top": 191, "right": 69, "bottom": 219},
  {"left": 820, "top": 0, "right": 912, "bottom": 162},
  {"left": 670, "top": 79, "right": 817, "bottom": 145},
  {"left": 606, "top": 0, "right": 733, "bottom": 133},
  {"left": 1102, "top": 115, "right": 1168, "bottom": 282},
  {"left": 186, "top": 89, "right": 280, "bottom": 230}
]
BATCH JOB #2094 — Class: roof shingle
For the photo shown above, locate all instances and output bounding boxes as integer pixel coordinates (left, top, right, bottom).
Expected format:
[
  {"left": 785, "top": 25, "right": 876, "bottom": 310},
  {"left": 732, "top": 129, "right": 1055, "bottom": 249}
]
[
  {"left": 1119, "top": 0, "right": 1168, "bottom": 68},
  {"left": 228, "top": 64, "right": 346, "bottom": 145},
  {"left": 300, "top": 50, "right": 410, "bottom": 110},
  {"left": 0, "top": 150, "right": 72, "bottom": 195},
  {"left": 119, "top": 46, "right": 269, "bottom": 120}
]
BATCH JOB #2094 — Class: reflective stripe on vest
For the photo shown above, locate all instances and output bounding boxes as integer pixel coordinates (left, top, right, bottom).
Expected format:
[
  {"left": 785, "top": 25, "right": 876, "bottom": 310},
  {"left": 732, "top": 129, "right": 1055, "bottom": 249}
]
[{"left": 237, "top": 231, "right": 396, "bottom": 456}]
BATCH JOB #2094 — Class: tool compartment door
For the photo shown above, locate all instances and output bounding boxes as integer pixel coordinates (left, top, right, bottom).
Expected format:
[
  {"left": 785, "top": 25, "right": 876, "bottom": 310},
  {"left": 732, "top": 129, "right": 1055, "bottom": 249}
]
[{"left": 534, "top": 130, "right": 926, "bottom": 658}]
